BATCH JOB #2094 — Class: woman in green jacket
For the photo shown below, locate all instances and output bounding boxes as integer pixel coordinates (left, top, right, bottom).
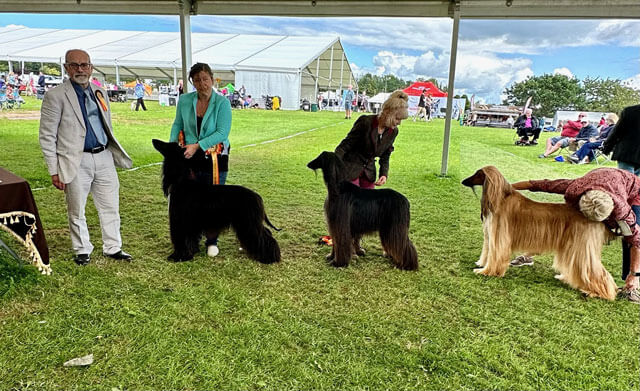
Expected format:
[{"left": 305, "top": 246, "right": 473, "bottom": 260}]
[{"left": 169, "top": 62, "right": 232, "bottom": 257}]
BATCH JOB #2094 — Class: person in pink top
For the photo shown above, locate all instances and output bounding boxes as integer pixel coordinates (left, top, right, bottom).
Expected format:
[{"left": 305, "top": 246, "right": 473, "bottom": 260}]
[
  {"left": 539, "top": 112, "right": 587, "bottom": 158},
  {"left": 512, "top": 167, "right": 640, "bottom": 302}
]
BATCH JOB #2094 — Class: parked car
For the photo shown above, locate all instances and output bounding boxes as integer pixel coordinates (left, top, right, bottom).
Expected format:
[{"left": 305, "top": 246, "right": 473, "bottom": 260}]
[{"left": 43, "top": 75, "right": 63, "bottom": 88}]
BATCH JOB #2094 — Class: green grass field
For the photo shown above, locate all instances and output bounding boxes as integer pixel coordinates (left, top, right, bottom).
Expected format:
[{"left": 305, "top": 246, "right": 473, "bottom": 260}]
[{"left": 0, "top": 97, "right": 637, "bottom": 390}]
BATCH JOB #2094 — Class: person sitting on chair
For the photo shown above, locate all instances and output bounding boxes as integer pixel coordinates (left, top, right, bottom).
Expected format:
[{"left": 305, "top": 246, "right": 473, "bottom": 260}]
[
  {"left": 514, "top": 108, "right": 541, "bottom": 145},
  {"left": 539, "top": 115, "right": 598, "bottom": 158},
  {"left": 539, "top": 112, "right": 586, "bottom": 158},
  {"left": 568, "top": 113, "right": 618, "bottom": 164}
]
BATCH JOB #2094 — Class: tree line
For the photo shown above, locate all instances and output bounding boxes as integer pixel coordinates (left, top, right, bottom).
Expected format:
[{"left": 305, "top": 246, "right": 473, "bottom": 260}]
[{"left": 503, "top": 74, "right": 640, "bottom": 117}]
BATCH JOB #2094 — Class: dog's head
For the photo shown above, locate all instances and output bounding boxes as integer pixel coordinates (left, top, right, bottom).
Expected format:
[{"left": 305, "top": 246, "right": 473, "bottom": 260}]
[
  {"left": 152, "top": 139, "right": 209, "bottom": 196},
  {"left": 307, "top": 151, "right": 347, "bottom": 187},
  {"left": 462, "top": 166, "right": 513, "bottom": 218}
]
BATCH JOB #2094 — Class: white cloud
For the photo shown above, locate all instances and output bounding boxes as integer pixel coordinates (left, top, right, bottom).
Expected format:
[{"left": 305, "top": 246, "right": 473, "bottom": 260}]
[
  {"left": 623, "top": 74, "right": 640, "bottom": 90},
  {"left": 553, "top": 67, "right": 574, "bottom": 79}
]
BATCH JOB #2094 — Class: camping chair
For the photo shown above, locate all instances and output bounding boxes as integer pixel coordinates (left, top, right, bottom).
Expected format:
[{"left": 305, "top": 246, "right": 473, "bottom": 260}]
[{"left": 593, "top": 145, "right": 612, "bottom": 165}]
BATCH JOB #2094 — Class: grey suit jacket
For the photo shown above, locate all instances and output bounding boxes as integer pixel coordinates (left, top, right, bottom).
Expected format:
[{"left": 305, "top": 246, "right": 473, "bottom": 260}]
[{"left": 39, "top": 79, "right": 132, "bottom": 183}]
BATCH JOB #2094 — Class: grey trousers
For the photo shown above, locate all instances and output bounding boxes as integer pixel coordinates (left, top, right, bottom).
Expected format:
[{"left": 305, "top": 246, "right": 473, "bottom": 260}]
[{"left": 64, "top": 149, "right": 122, "bottom": 255}]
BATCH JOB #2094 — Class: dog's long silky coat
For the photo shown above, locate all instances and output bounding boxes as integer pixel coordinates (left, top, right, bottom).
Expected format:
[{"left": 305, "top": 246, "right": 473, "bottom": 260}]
[
  {"left": 462, "top": 166, "right": 617, "bottom": 300},
  {"left": 308, "top": 151, "right": 418, "bottom": 270},
  {"left": 153, "top": 139, "right": 280, "bottom": 264}
]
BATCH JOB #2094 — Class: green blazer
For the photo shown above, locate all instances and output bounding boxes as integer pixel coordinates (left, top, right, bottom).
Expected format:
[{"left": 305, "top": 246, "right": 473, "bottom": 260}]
[{"left": 169, "top": 91, "right": 231, "bottom": 151}]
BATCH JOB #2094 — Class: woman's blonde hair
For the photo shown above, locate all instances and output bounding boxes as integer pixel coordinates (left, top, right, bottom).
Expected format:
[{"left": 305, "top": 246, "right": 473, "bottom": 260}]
[
  {"left": 606, "top": 113, "right": 618, "bottom": 125},
  {"left": 579, "top": 190, "right": 614, "bottom": 222},
  {"left": 379, "top": 90, "right": 409, "bottom": 128}
]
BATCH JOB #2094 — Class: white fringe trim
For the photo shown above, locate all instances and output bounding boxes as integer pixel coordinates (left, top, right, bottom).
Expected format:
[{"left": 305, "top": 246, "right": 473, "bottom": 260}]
[{"left": 0, "top": 211, "right": 52, "bottom": 275}]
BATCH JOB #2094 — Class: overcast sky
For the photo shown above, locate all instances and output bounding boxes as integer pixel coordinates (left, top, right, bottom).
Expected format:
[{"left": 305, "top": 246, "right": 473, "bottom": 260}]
[{"left": 1, "top": 13, "right": 639, "bottom": 103}]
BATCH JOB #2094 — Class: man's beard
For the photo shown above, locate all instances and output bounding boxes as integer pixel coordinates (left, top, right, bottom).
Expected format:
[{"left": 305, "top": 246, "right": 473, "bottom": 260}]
[{"left": 71, "top": 74, "right": 89, "bottom": 84}]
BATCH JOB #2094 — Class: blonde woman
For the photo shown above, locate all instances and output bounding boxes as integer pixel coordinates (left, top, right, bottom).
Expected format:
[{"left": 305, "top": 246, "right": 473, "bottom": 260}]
[{"left": 334, "top": 90, "right": 409, "bottom": 189}]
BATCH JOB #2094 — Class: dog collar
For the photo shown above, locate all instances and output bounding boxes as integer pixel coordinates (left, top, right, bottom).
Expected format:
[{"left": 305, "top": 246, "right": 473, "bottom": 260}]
[{"left": 635, "top": 272, "right": 640, "bottom": 277}]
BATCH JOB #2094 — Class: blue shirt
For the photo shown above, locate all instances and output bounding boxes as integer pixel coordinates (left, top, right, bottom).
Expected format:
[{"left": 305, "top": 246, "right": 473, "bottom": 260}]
[{"left": 70, "top": 81, "right": 108, "bottom": 150}]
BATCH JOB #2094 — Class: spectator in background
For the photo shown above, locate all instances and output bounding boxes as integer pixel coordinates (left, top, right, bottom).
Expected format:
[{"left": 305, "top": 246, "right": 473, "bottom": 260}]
[
  {"left": 91, "top": 77, "right": 102, "bottom": 88},
  {"left": 539, "top": 112, "right": 588, "bottom": 158},
  {"left": 134, "top": 79, "right": 148, "bottom": 111},
  {"left": 244, "top": 95, "right": 252, "bottom": 108},
  {"left": 177, "top": 79, "right": 184, "bottom": 95},
  {"left": 37, "top": 71, "right": 45, "bottom": 88},
  {"left": 514, "top": 108, "right": 541, "bottom": 145},
  {"left": 413, "top": 90, "right": 427, "bottom": 122},
  {"left": 342, "top": 84, "right": 355, "bottom": 119},
  {"left": 568, "top": 113, "right": 618, "bottom": 164}
]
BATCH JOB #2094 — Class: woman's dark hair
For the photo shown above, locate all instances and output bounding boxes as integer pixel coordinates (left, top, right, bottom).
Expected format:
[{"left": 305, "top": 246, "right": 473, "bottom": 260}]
[{"left": 189, "top": 62, "right": 213, "bottom": 81}]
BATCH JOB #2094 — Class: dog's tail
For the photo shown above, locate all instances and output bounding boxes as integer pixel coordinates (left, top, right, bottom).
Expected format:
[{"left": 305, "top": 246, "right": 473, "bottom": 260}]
[{"left": 264, "top": 214, "right": 281, "bottom": 232}]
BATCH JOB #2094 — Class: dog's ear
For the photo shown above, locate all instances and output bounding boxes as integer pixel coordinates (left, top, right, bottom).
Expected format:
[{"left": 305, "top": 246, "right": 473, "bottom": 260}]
[
  {"left": 152, "top": 139, "right": 168, "bottom": 156},
  {"left": 462, "top": 168, "right": 486, "bottom": 188}
]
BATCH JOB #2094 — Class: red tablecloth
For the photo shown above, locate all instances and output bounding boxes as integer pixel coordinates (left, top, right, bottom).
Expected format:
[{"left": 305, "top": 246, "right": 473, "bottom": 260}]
[{"left": 0, "top": 167, "right": 51, "bottom": 274}]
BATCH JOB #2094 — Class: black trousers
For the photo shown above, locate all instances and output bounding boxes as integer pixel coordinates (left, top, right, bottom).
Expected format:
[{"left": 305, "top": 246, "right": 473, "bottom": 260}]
[
  {"left": 517, "top": 127, "right": 541, "bottom": 141},
  {"left": 135, "top": 98, "right": 147, "bottom": 111}
]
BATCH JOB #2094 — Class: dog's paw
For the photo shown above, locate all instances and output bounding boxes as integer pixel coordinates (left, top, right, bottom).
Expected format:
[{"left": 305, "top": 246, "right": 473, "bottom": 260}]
[
  {"left": 329, "top": 260, "right": 348, "bottom": 268},
  {"left": 168, "top": 252, "right": 193, "bottom": 262},
  {"left": 473, "top": 267, "right": 491, "bottom": 276},
  {"left": 325, "top": 252, "right": 335, "bottom": 261},
  {"left": 354, "top": 247, "right": 366, "bottom": 257},
  {"left": 475, "top": 259, "right": 484, "bottom": 266}
]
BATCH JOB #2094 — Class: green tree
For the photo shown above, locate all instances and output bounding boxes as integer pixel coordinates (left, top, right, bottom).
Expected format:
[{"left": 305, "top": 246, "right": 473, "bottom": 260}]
[
  {"left": 583, "top": 77, "right": 640, "bottom": 115},
  {"left": 503, "top": 74, "right": 585, "bottom": 117},
  {"left": 356, "top": 73, "right": 410, "bottom": 95}
]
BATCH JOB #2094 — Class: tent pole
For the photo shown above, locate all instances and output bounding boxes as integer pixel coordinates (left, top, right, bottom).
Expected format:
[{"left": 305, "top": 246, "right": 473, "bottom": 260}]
[
  {"left": 440, "top": 1, "right": 460, "bottom": 177},
  {"left": 179, "top": 0, "right": 194, "bottom": 93},
  {"left": 314, "top": 57, "right": 320, "bottom": 102},
  {"left": 173, "top": 67, "right": 178, "bottom": 86},
  {"left": 59, "top": 57, "right": 64, "bottom": 79},
  {"left": 328, "top": 45, "right": 334, "bottom": 98},
  {"left": 115, "top": 62, "right": 120, "bottom": 85},
  {"left": 8, "top": 60, "right": 12, "bottom": 73},
  {"left": 339, "top": 48, "right": 344, "bottom": 95}
]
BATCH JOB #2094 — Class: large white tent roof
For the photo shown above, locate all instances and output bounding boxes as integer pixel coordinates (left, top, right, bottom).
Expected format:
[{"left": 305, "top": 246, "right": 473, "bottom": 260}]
[{"left": 0, "top": 26, "right": 355, "bottom": 88}]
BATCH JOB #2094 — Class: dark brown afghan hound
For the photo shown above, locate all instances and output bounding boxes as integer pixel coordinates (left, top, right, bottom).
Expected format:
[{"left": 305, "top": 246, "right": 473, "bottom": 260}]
[
  {"left": 462, "top": 166, "right": 617, "bottom": 300},
  {"left": 153, "top": 139, "right": 281, "bottom": 264},
  {"left": 307, "top": 151, "right": 418, "bottom": 270}
]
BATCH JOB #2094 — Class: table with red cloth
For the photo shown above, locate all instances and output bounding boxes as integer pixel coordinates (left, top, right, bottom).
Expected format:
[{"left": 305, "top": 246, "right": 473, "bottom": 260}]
[{"left": 0, "top": 167, "right": 51, "bottom": 274}]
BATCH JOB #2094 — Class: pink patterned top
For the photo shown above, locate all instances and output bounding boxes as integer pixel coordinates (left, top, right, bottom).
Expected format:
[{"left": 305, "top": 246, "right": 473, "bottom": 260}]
[{"left": 529, "top": 168, "right": 640, "bottom": 248}]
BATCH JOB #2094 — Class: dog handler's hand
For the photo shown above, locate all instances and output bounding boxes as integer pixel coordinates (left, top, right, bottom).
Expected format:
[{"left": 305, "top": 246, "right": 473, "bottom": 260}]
[
  {"left": 183, "top": 143, "right": 200, "bottom": 159},
  {"left": 51, "top": 174, "right": 65, "bottom": 191},
  {"left": 375, "top": 176, "right": 387, "bottom": 186}
]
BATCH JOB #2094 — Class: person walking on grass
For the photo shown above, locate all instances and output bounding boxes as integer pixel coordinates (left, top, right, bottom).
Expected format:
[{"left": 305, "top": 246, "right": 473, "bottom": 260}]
[
  {"left": 39, "top": 49, "right": 133, "bottom": 266},
  {"left": 134, "top": 79, "right": 148, "bottom": 111}
]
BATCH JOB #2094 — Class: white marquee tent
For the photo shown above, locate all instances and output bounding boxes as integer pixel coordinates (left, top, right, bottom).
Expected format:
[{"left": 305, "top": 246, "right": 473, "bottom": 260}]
[{"left": 0, "top": 26, "right": 355, "bottom": 110}]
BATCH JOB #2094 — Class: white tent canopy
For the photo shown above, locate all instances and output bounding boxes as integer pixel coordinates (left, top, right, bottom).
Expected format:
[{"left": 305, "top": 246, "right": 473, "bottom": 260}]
[{"left": 0, "top": 26, "right": 355, "bottom": 110}]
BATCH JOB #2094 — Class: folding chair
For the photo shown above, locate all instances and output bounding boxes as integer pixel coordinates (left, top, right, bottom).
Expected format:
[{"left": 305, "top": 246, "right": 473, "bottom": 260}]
[{"left": 593, "top": 145, "right": 612, "bottom": 165}]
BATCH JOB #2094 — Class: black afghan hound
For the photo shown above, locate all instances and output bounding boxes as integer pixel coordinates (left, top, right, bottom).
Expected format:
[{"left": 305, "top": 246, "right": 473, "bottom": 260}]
[
  {"left": 307, "top": 151, "right": 418, "bottom": 270},
  {"left": 152, "top": 139, "right": 280, "bottom": 264}
]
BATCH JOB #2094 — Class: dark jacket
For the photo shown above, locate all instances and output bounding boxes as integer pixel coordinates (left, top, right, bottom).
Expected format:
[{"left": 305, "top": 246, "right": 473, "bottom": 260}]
[
  {"left": 575, "top": 124, "right": 598, "bottom": 140},
  {"left": 603, "top": 104, "right": 640, "bottom": 166},
  {"left": 514, "top": 114, "right": 540, "bottom": 130},
  {"left": 334, "top": 114, "right": 398, "bottom": 182}
]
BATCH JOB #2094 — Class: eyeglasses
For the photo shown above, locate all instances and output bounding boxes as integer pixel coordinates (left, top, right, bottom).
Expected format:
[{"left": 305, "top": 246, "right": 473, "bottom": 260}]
[{"left": 66, "top": 63, "right": 92, "bottom": 70}]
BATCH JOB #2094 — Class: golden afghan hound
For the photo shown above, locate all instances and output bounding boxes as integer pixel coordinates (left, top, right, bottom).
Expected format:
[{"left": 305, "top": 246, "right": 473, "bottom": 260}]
[{"left": 462, "top": 166, "right": 617, "bottom": 300}]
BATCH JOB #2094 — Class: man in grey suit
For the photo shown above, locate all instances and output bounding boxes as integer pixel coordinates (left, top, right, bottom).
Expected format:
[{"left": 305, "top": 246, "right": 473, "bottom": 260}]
[{"left": 39, "top": 49, "right": 133, "bottom": 265}]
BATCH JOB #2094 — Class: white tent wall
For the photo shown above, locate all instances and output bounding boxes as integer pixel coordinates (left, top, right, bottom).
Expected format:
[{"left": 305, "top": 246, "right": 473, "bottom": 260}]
[{"left": 235, "top": 70, "right": 300, "bottom": 110}]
